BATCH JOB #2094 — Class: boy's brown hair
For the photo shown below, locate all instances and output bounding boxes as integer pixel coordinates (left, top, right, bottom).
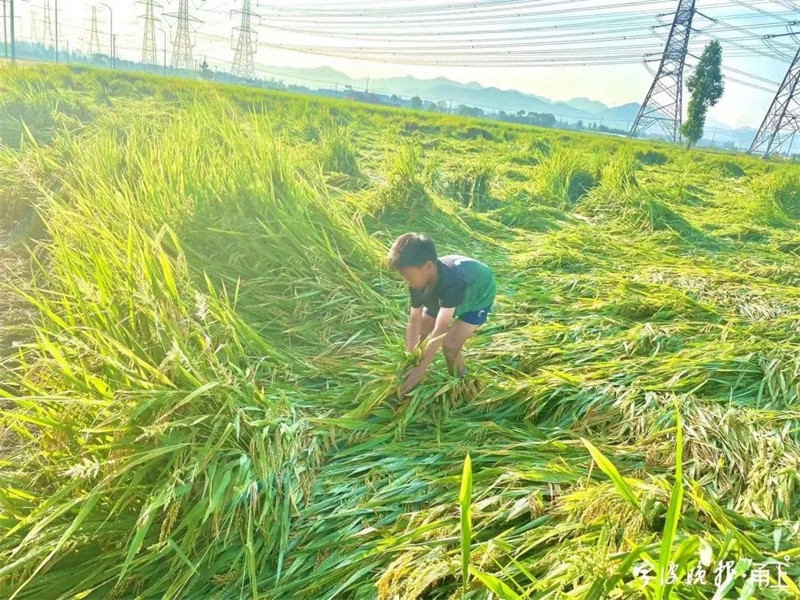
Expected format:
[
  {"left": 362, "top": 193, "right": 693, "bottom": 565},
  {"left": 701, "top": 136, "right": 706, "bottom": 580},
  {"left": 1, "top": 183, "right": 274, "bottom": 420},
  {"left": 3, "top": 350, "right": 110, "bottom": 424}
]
[{"left": 387, "top": 233, "right": 437, "bottom": 270}]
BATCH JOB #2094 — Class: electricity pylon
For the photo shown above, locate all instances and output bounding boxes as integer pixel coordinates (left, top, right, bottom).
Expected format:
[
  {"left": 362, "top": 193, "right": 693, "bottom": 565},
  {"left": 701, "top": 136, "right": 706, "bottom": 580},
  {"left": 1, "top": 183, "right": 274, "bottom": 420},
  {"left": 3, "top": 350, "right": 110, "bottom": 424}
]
[
  {"left": 29, "top": 9, "right": 39, "bottom": 44},
  {"left": 630, "top": 0, "right": 696, "bottom": 142},
  {"left": 139, "top": 0, "right": 160, "bottom": 66},
  {"left": 88, "top": 5, "right": 101, "bottom": 56},
  {"left": 164, "top": 0, "right": 200, "bottom": 70},
  {"left": 42, "top": 0, "right": 54, "bottom": 49},
  {"left": 231, "top": 0, "right": 258, "bottom": 80},
  {"left": 749, "top": 46, "right": 800, "bottom": 157}
]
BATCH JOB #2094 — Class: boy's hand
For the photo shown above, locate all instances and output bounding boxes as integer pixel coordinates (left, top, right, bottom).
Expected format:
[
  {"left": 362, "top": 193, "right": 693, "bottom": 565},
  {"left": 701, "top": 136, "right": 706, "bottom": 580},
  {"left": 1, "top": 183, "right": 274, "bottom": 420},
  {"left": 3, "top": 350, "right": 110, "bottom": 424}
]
[{"left": 399, "top": 365, "right": 426, "bottom": 396}]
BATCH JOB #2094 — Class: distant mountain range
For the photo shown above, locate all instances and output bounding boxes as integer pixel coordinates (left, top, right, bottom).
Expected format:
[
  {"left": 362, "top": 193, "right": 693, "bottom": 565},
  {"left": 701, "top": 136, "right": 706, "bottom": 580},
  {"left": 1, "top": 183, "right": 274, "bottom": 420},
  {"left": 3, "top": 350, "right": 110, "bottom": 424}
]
[{"left": 258, "top": 64, "right": 756, "bottom": 148}]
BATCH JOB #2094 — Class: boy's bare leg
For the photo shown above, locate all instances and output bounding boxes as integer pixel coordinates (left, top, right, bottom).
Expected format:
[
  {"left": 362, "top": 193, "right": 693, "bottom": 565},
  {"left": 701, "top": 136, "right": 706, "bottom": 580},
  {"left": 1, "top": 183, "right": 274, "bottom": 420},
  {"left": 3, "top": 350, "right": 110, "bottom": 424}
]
[{"left": 442, "top": 320, "right": 479, "bottom": 376}]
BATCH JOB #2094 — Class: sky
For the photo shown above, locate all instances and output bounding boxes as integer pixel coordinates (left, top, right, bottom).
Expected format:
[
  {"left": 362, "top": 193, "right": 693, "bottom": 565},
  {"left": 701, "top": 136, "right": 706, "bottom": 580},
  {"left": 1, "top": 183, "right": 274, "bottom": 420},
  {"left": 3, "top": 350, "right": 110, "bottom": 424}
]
[{"left": 4, "top": 0, "right": 798, "bottom": 129}]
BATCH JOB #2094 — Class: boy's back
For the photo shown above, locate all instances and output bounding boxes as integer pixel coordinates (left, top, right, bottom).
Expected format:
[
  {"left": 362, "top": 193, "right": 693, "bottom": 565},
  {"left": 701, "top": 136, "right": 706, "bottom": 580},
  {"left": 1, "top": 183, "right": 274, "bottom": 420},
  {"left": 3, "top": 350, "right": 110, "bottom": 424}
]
[{"left": 437, "top": 255, "right": 496, "bottom": 316}]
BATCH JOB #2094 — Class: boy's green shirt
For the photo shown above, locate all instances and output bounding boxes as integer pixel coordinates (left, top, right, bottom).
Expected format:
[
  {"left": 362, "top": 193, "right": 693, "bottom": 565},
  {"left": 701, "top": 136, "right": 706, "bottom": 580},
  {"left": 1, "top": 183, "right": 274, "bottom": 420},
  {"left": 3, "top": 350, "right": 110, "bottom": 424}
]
[{"left": 409, "top": 254, "right": 496, "bottom": 318}]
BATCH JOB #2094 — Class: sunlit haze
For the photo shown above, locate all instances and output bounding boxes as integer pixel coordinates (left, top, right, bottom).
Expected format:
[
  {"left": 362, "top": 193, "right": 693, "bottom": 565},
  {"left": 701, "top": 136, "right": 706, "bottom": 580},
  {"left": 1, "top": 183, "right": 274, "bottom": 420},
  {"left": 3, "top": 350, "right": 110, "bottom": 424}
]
[{"left": 6, "top": 0, "right": 797, "bottom": 130}]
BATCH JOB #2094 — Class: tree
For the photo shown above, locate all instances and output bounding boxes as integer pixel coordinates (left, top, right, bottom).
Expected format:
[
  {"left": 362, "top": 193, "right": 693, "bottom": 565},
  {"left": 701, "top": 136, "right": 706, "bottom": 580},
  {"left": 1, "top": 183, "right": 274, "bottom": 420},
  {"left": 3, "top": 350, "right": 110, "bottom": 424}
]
[
  {"left": 410, "top": 96, "right": 423, "bottom": 109},
  {"left": 681, "top": 40, "right": 724, "bottom": 148}
]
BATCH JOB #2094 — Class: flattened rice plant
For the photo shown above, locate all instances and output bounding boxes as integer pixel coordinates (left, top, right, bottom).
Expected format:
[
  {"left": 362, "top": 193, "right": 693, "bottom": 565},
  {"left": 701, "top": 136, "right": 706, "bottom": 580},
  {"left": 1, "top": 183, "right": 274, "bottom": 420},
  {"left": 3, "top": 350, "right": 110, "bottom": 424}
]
[{"left": 2, "top": 64, "right": 800, "bottom": 600}]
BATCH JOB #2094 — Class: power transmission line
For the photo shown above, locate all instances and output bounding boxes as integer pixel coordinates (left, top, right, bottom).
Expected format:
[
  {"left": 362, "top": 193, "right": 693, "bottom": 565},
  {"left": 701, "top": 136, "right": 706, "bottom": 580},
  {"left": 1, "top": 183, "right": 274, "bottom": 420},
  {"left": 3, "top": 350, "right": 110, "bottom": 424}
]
[
  {"left": 230, "top": 0, "right": 795, "bottom": 65},
  {"left": 729, "top": 0, "right": 797, "bottom": 23},
  {"left": 254, "top": 0, "right": 783, "bottom": 27},
  {"left": 259, "top": 0, "right": 680, "bottom": 27},
  {"left": 255, "top": 9, "right": 794, "bottom": 42},
  {"left": 198, "top": 34, "right": 795, "bottom": 68},
  {"left": 259, "top": 0, "right": 570, "bottom": 17},
  {"left": 694, "top": 9, "right": 797, "bottom": 60}
]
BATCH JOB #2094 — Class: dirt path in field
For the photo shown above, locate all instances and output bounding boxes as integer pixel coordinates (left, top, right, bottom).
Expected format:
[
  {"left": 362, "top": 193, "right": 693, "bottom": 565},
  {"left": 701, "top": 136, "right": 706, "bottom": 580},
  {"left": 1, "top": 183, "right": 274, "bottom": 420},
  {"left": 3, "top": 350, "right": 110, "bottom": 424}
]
[
  {"left": 0, "top": 215, "right": 40, "bottom": 454},
  {"left": 0, "top": 226, "right": 36, "bottom": 362}
]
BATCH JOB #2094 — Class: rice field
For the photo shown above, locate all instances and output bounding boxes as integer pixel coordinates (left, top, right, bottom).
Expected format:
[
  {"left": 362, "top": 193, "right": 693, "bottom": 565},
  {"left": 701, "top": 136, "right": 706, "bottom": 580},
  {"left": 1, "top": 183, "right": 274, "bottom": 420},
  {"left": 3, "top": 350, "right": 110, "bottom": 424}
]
[{"left": 1, "top": 63, "right": 800, "bottom": 599}]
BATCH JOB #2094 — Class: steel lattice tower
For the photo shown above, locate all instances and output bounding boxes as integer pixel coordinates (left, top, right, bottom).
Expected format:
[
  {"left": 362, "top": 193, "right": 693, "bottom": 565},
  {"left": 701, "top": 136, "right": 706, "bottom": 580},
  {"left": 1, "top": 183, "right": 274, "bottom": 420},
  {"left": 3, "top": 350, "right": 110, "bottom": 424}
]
[
  {"left": 231, "top": 0, "right": 258, "bottom": 79},
  {"left": 42, "top": 0, "right": 55, "bottom": 50},
  {"left": 88, "top": 6, "right": 102, "bottom": 56},
  {"left": 749, "top": 47, "right": 800, "bottom": 157},
  {"left": 630, "top": 0, "right": 696, "bottom": 142},
  {"left": 29, "top": 9, "right": 39, "bottom": 44},
  {"left": 165, "top": 0, "right": 196, "bottom": 70},
  {"left": 139, "top": 0, "right": 160, "bottom": 66}
]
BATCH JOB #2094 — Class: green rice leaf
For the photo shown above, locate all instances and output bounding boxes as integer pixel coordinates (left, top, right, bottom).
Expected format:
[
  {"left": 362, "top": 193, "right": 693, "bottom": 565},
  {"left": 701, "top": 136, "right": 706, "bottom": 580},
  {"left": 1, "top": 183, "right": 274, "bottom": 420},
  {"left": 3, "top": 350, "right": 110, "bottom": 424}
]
[
  {"left": 655, "top": 405, "right": 684, "bottom": 600},
  {"left": 469, "top": 567, "right": 521, "bottom": 600},
  {"left": 459, "top": 453, "right": 473, "bottom": 597},
  {"left": 581, "top": 437, "right": 640, "bottom": 511}
]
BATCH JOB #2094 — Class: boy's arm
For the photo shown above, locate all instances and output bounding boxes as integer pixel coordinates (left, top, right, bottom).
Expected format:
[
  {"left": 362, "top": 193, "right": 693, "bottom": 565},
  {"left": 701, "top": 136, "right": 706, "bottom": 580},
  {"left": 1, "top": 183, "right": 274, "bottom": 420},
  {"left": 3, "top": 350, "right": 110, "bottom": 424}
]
[
  {"left": 405, "top": 306, "right": 423, "bottom": 353},
  {"left": 401, "top": 307, "right": 455, "bottom": 393},
  {"left": 417, "top": 307, "right": 455, "bottom": 369}
]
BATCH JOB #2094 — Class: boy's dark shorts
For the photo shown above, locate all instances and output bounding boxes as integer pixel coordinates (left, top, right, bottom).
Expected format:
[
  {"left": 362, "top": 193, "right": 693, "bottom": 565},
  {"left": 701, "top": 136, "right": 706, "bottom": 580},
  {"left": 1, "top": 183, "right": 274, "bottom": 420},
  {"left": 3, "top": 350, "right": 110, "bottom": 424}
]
[{"left": 424, "top": 304, "right": 493, "bottom": 326}]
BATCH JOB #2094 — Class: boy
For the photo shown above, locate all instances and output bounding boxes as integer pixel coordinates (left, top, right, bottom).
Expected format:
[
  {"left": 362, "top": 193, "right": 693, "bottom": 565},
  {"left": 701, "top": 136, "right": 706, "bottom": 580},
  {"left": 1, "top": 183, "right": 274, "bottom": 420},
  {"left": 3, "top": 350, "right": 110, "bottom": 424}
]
[{"left": 387, "top": 232, "right": 496, "bottom": 395}]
